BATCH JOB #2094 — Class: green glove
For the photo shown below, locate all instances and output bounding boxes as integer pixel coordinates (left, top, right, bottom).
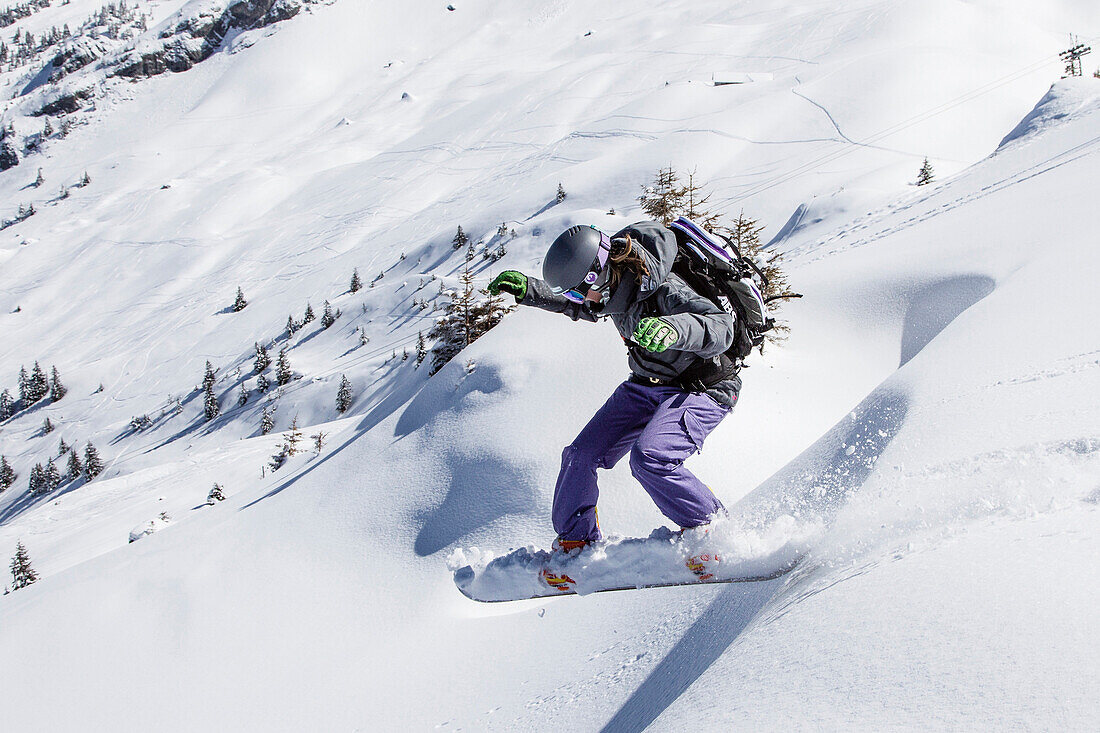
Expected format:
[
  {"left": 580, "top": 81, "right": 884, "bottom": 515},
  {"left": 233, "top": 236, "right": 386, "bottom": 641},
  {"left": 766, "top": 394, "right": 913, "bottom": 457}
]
[
  {"left": 633, "top": 317, "right": 679, "bottom": 352},
  {"left": 489, "top": 271, "right": 528, "bottom": 301}
]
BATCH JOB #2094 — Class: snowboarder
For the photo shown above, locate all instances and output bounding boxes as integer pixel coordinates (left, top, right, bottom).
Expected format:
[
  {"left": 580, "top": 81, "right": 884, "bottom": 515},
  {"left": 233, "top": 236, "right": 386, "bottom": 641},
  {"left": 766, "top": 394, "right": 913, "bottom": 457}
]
[{"left": 489, "top": 222, "right": 738, "bottom": 555}]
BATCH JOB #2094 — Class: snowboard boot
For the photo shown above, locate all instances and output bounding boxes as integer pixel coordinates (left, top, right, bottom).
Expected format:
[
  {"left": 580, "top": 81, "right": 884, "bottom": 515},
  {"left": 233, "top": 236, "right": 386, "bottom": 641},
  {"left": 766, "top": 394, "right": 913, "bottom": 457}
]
[
  {"left": 540, "top": 537, "right": 588, "bottom": 592},
  {"left": 539, "top": 567, "right": 577, "bottom": 592},
  {"left": 685, "top": 552, "right": 721, "bottom": 581},
  {"left": 679, "top": 525, "right": 720, "bottom": 580}
]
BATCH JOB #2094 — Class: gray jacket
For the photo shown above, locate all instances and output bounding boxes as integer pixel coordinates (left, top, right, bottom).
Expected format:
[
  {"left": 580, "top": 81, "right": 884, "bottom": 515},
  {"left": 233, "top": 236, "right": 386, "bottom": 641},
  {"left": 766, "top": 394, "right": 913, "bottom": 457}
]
[{"left": 521, "top": 221, "right": 741, "bottom": 407}]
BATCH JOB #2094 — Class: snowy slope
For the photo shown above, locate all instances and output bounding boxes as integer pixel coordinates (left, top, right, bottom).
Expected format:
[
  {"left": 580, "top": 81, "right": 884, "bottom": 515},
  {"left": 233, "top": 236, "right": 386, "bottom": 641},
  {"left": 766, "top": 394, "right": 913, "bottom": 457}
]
[{"left": 1, "top": 0, "right": 1099, "bottom": 730}]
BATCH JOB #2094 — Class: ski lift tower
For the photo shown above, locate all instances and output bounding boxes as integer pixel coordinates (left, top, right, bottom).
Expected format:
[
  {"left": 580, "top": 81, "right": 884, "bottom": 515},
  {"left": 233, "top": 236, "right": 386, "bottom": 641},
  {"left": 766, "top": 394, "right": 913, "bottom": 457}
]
[{"left": 1059, "top": 35, "right": 1091, "bottom": 77}]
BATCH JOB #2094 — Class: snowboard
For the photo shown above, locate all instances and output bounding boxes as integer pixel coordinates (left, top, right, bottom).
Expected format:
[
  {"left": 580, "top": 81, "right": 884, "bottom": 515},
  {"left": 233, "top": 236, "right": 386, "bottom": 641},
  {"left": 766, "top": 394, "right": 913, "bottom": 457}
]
[{"left": 451, "top": 531, "right": 805, "bottom": 603}]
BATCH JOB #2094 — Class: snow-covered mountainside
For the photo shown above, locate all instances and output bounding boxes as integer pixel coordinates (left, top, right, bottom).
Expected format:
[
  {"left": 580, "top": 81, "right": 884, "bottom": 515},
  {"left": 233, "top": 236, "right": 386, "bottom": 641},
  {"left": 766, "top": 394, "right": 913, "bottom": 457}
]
[{"left": 1, "top": 1, "right": 1098, "bottom": 729}]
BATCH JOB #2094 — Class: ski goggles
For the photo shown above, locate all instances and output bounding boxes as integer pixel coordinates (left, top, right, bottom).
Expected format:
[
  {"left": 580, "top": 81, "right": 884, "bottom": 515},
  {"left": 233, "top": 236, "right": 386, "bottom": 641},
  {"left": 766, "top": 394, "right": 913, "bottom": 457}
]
[{"left": 554, "top": 231, "right": 613, "bottom": 303}]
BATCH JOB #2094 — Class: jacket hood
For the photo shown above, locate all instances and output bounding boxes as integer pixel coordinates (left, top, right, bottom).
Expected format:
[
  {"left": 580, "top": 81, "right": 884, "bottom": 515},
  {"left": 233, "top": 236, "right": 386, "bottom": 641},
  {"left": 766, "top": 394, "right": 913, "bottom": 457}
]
[{"left": 598, "top": 221, "right": 677, "bottom": 315}]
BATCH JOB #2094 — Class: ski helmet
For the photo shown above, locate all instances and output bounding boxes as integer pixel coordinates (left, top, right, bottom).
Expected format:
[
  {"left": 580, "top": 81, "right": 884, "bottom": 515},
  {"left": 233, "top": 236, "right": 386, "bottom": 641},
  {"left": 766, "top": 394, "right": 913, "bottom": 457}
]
[{"left": 543, "top": 225, "right": 612, "bottom": 301}]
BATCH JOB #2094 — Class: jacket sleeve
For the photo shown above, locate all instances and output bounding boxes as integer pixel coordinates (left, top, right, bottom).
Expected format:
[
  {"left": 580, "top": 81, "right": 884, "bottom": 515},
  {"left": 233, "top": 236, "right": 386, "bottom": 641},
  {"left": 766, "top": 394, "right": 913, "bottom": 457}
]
[
  {"left": 658, "top": 284, "right": 735, "bottom": 359},
  {"left": 519, "top": 276, "right": 601, "bottom": 323}
]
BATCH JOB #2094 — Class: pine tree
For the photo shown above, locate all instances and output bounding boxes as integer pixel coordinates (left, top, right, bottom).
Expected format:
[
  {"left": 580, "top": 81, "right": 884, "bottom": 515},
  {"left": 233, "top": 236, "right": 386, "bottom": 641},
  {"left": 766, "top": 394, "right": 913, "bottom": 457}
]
[
  {"left": 0, "top": 139, "right": 18, "bottom": 171},
  {"left": 260, "top": 403, "right": 275, "bottom": 435},
  {"left": 42, "top": 417, "right": 54, "bottom": 434},
  {"left": 232, "top": 286, "right": 248, "bottom": 312},
  {"left": 57, "top": 437, "right": 69, "bottom": 456},
  {"left": 0, "top": 455, "right": 15, "bottom": 492},
  {"left": 83, "top": 442, "right": 103, "bottom": 480},
  {"left": 29, "top": 362, "right": 49, "bottom": 403},
  {"left": 10, "top": 541, "right": 37, "bottom": 590},
  {"left": 452, "top": 225, "right": 468, "bottom": 250},
  {"left": 335, "top": 374, "right": 353, "bottom": 413},
  {"left": 44, "top": 458, "right": 60, "bottom": 492},
  {"left": 428, "top": 263, "right": 479, "bottom": 375},
  {"left": 202, "top": 361, "right": 219, "bottom": 421},
  {"left": 27, "top": 463, "right": 44, "bottom": 495},
  {"left": 556, "top": 182, "right": 567, "bottom": 202},
  {"left": 269, "top": 416, "right": 302, "bottom": 471},
  {"left": 66, "top": 448, "right": 82, "bottom": 481},
  {"left": 49, "top": 366, "right": 66, "bottom": 402},
  {"left": 275, "top": 348, "right": 292, "bottom": 385},
  {"left": 253, "top": 342, "right": 270, "bottom": 373},
  {"left": 256, "top": 372, "right": 270, "bottom": 394},
  {"left": 33, "top": 167, "right": 44, "bottom": 187},
  {"left": 80, "top": 171, "right": 91, "bottom": 186},
  {"left": 916, "top": 157, "right": 934, "bottom": 186},
  {"left": 206, "top": 483, "right": 225, "bottom": 504},
  {"left": 415, "top": 331, "right": 427, "bottom": 367},
  {"left": 321, "top": 300, "right": 336, "bottom": 329},
  {"left": 286, "top": 315, "right": 299, "bottom": 336},
  {"left": 638, "top": 166, "right": 686, "bottom": 226},
  {"left": 350, "top": 268, "right": 362, "bottom": 293},
  {"left": 237, "top": 383, "right": 249, "bottom": 407},
  {"left": 302, "top": 303, "right": 315, "bottom": 324},
  {"left": 42, "top": 117, "right": 53, "bottom": 137},
  {"left": 474, "top": 282, "right": 514, "bottom": 335},
  {"left": 284, "top": 415, "right": 302, "bottom": 457},
  {"left": 0, "top": 389, "right": 13, "bottom": 420}
]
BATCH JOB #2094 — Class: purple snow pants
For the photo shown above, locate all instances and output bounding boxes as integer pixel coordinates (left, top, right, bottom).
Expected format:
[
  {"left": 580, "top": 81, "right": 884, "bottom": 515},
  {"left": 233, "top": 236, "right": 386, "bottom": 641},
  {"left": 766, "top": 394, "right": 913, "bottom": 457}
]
[{"left": 552, "top": 380, "right": 732, "bottom": 543}]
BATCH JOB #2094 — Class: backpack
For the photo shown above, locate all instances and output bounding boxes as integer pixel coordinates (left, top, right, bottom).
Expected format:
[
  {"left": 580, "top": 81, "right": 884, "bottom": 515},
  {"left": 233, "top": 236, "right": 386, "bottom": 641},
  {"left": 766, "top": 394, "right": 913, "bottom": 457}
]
[{"left": 667, "top": 216, "right": 775, "bottom": 370}]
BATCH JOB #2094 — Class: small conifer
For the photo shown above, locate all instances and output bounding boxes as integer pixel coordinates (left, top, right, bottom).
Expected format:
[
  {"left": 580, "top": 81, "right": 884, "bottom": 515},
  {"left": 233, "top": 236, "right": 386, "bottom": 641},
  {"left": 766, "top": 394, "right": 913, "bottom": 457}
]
[
  {"left": 232, "top": 286, "right": 248, "bottom": 312},
  {"left": 29, "top": 362, "right": 49, "bottom": 403},
  {"left": 415, "top": 331, "right": 427, "bottom": 367},
  {"left": 66, "top": 448, "right": 82, "bottom": 481},
  {"left": 253, "top": 342, "right": 270, "bottom": 373},
  {"left": 321, "top": 300, "right": 336, "bottom": 329},
  {"left": 302, "top": 303, "right": 315, "bottom": 324},
  {"left": 44, "top": 458, "right": 60, "bottom": 492},
  {"left": 10, "top": 541, "right": 38, "bottom": 590},
  {"left": 27, "top": 463, "right": 44, "bottom": 495},
  {"left": 916, "top": 157, "right": 934, "bottom": 186},
  {"left": 49, "top": 366, "right": 66, "bottom": 401},
  {"left": 206, "top": 483, "right": 225, "bottom": 505},
  {"left": 275, "top": 348, "right": 292, "bottom": 385},
  {"left": 83, "top": 442, "right": 104, "bottom": 480},
  {"left": 452, "top": 225, "right": 468, "bottom": 250},
  {"left": 260, "top": 403, "right": 275, "bottom": 435},
  {"left": 237, "top": 384, "right": 249, "bottom": 407},
  {"left": 42, "top": 417, "right": 54, "bottom": 435},
  {"left": 350, "top": 268, "right": 362, "bottom": 293},
  {"left": 556, "top": 182, "right": 567, "bottom": 202},
  {"left": 0, "top": 455, "right": 15, "bottom": 492},
  {"left": 202, "top": 361, "right": 219, "bottom": 421},
  {"left": 0, "top": 389, "right": 14, "bottom": 420},
  {"left": 335, "top": 375, "right": 353, "bottom": 413}
]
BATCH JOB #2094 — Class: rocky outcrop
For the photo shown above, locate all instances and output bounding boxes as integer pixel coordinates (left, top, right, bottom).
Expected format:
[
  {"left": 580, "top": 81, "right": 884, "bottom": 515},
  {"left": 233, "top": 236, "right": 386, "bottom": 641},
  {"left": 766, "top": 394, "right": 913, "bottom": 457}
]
[
  {"left": 34, "top": 88, "right": 94, "bottom": 117},
  {"left": 49, "top": 38, "right": 113, "bottom": 81},
  {"left": 114, "top": 0, "right": 308, "bottom": 81}
]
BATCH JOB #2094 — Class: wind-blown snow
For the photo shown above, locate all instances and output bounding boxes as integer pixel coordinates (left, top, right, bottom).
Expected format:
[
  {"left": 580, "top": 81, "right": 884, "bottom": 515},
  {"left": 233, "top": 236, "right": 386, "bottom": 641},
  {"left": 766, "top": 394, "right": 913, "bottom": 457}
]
[{"left": 1, "top": 1, "right": 1098, "bottom": 730}]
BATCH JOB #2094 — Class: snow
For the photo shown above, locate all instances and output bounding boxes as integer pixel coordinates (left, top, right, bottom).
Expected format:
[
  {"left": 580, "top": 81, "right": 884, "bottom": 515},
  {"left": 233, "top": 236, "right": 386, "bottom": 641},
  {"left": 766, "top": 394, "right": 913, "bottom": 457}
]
[{"left": 1, "top": 0, "right": 1099, "bottom": 729}]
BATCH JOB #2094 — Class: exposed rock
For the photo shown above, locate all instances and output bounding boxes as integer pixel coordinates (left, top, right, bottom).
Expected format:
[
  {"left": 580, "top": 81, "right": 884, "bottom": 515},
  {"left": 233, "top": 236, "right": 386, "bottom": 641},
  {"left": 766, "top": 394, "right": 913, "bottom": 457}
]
[
  {"left": 116, "top": 0, "right": 308, "bottom": 81},
  {"left": 34, "top": 88, "right": 94, "bottom": 117},
  {"left": 49, "top": 38, "right": 112, "bottom": 81}
]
